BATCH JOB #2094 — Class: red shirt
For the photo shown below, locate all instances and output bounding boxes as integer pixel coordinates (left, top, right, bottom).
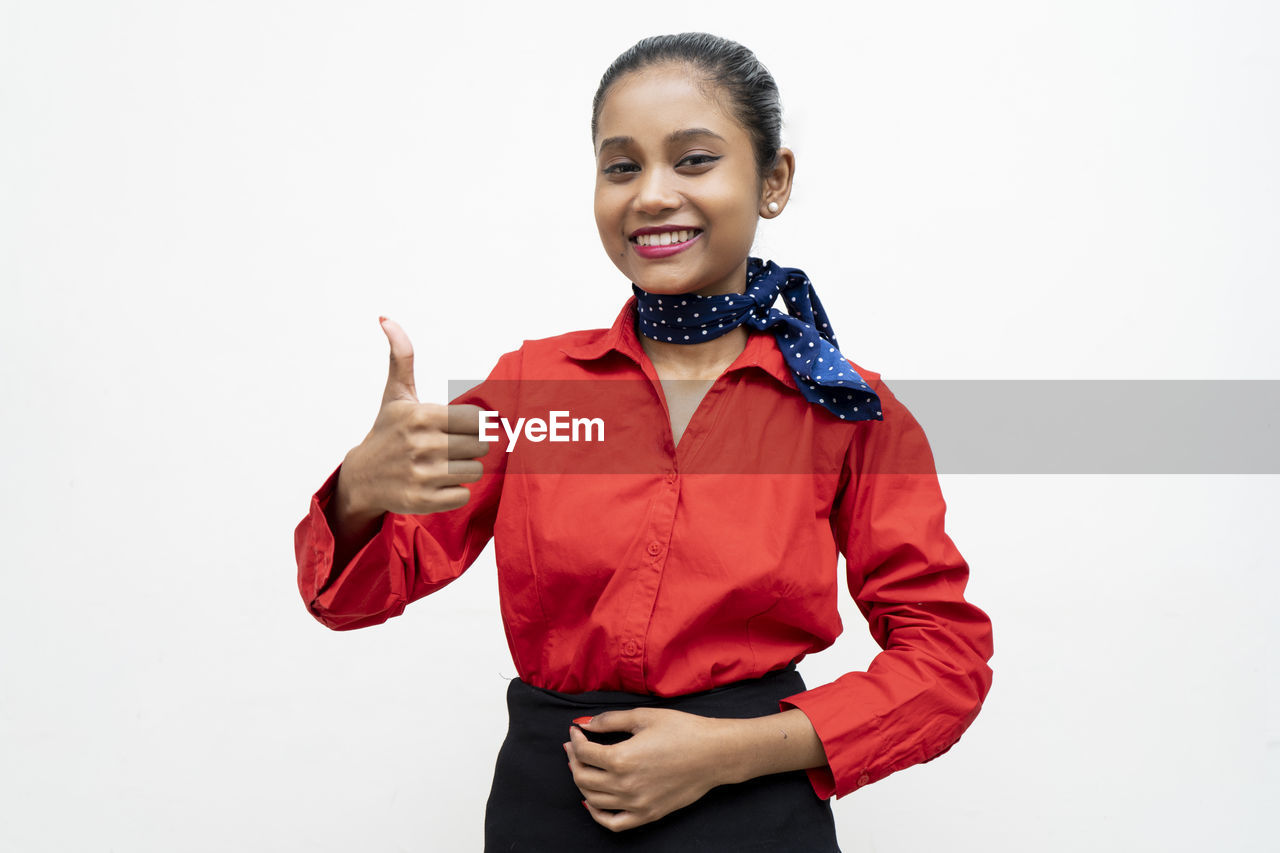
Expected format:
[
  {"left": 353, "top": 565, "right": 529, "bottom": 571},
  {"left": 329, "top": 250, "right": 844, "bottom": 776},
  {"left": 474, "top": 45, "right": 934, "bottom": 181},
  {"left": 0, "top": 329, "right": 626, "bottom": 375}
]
[{"left": 294, "top": 298, "right": 994, "bottom": 799}]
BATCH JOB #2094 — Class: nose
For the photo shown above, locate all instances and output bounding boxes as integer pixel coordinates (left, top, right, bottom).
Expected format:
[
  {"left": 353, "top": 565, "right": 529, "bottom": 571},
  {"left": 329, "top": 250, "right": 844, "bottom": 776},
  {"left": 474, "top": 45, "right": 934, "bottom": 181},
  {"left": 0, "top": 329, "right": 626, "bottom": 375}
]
[{"left": 633, "top": 167, "right": 681, "bottom": 216}]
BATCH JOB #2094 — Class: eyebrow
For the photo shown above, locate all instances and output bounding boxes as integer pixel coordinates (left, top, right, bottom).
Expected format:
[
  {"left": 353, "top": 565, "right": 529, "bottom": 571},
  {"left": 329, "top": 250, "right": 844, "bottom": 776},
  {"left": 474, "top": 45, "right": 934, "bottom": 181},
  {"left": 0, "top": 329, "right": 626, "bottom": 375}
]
[{"left": 597, "top": 127, "right": 727, "bottom": 154}]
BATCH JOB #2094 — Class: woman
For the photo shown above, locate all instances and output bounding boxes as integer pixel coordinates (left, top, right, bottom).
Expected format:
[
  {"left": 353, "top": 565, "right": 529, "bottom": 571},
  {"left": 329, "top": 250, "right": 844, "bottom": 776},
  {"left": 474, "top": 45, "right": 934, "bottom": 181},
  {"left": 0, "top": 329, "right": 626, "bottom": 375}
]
[{"left": 295, "top": 32, "right": 994, "bottom": 851}]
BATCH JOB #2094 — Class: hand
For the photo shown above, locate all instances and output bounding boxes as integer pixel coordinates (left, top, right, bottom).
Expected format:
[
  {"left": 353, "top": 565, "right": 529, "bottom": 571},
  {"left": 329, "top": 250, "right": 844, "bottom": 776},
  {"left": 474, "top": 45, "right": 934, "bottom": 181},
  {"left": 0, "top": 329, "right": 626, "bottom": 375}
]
[
  {"left": 336, "top": 317, "right": 490, "bottom": 520},
  {"left": 563, "top": 708, "right": 731, "bottom": 832}
]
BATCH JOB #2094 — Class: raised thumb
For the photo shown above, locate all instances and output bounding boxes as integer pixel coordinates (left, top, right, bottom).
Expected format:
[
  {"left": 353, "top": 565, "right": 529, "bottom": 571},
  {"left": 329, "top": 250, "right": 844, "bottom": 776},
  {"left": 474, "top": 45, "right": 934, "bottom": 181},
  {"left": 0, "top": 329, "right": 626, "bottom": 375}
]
[{"left": 379, "top": 316, "right": 418, "bottom": 403}]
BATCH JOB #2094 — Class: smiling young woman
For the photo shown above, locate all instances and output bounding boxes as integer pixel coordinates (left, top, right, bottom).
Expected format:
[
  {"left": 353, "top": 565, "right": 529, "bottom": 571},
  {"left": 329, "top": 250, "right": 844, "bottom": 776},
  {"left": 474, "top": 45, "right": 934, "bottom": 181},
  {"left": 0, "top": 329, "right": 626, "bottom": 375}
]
[{"left": 295, "top": 32, "right": 994, "bottom": 852}]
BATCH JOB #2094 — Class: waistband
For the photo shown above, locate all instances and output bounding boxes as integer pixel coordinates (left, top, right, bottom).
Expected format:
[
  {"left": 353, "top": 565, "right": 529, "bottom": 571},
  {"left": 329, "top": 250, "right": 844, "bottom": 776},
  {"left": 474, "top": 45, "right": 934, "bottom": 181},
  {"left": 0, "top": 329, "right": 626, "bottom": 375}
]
[{"left": 508, "top": 664, "right": 803, "bottom": 719}]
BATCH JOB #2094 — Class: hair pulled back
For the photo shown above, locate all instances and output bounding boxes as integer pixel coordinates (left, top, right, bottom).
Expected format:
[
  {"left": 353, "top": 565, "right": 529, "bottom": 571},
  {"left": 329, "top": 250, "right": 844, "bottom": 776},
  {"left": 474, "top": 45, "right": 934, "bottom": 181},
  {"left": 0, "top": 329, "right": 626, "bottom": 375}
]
[{"left": 592, "top": 33, "right": 782, "bottom": 178}]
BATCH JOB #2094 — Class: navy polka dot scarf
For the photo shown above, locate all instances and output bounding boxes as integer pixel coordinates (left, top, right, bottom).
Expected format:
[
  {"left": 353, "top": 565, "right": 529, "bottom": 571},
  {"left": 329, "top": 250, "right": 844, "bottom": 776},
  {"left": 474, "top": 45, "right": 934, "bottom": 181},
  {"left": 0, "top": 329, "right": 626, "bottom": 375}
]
[{"left": 632, "top": 257, "right": 882, "bottom": 422}]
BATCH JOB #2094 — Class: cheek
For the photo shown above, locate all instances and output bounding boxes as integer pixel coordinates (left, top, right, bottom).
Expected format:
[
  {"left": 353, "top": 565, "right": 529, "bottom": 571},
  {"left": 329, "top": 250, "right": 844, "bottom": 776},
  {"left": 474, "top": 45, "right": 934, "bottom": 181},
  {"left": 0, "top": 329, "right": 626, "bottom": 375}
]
[
  {"left": 592, "top": 195, "right": 628, "bottom": 258},
  {"left": 719, "top": 196, "right": 761, "bottom": 243},
  {"left": 712, "top": 178, "right": 764, "bottom": 232},
  {"left": 592, "top": 206, "right": 610, "bottom": 243},
  {"left": 593, "top": 192, "right": 618, "bottom": 234}
]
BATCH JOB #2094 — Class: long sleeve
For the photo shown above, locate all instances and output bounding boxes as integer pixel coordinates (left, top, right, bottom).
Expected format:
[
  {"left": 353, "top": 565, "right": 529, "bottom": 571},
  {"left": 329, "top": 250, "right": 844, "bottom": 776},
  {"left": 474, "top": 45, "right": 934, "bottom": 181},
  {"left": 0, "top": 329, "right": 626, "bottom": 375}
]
[
  {"left": 293, "top": 351, "right": 519, "bottom": 631},
  {"left": 779, "top": 378, "right": 994, "bottom": 799}
]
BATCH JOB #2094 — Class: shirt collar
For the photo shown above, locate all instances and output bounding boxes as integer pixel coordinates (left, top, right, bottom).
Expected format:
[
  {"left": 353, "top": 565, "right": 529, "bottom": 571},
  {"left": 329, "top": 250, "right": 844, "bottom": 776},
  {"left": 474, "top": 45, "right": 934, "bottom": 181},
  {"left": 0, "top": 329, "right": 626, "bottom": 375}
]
[{"left": 559, "top": 297, "right": 797, "bottom": 390}]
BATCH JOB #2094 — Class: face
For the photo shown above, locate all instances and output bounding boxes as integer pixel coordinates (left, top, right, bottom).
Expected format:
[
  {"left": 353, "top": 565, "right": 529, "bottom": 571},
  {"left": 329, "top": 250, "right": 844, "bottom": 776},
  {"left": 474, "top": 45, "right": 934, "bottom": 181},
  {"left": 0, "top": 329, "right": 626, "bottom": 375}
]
[{"left": 593, "top": 63, "right": 783, "bottom": 297}]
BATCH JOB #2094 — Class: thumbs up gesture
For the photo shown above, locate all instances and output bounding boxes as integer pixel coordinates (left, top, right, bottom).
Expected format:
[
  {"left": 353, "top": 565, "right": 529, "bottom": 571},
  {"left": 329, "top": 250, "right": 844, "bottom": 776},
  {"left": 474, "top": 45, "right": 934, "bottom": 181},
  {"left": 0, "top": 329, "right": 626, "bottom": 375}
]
[{"left": 334, "top": 317, "right": 491, "bottom": 522}]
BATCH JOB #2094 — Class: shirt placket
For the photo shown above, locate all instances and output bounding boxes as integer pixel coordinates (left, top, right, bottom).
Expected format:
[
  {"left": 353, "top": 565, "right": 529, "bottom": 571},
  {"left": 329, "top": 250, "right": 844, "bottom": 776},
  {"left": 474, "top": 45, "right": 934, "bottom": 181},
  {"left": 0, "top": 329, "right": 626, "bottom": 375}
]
[
  {"left": 613, "top": 369, "right": 734, "bottom": 693},
  {"left": 615, "top": 465, "right": 681, "bottom": 692}
]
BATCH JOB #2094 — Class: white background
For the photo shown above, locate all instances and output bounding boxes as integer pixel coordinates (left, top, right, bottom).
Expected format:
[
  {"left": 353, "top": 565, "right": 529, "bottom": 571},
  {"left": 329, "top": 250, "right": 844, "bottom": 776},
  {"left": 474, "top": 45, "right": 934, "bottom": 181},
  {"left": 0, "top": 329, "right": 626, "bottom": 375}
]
[{"left": 2, "top": 1, "right": 1277, "bottom": 850}]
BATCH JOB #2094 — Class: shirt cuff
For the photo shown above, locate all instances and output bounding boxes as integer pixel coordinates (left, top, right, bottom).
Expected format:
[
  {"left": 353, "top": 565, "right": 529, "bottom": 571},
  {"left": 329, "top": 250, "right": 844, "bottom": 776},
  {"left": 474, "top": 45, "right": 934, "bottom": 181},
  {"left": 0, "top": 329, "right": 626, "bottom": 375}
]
[
  {"left": 779, "top": 679, "right": 886, "bottom": 800},
  {"left": 293, "top": 464, "right": 403, "bottom": 629}
]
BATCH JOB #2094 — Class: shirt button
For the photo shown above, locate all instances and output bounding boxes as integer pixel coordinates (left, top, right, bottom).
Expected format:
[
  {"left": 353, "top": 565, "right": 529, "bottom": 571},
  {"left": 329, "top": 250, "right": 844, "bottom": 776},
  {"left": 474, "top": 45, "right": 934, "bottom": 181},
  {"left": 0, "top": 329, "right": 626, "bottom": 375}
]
[
  {"left": 664, "top": 471, "right": 677, "bottom": 484},
  {"left": 646, "top": 541, "right": 662, "bottom": 556},
  {"left": 623, "top": 641, "right": 639, "bottom": 656},
  {"left": 857, "top": 773, "right": 871, "bottom": 787}
]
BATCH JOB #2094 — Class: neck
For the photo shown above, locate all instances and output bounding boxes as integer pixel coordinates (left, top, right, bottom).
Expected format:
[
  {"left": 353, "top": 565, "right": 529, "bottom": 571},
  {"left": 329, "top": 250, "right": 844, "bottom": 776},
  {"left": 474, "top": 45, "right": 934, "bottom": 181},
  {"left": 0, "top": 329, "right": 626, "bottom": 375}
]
[
  {"left": 629, "top": 258, "right": 761, "bottom": 380},
  {"left": 638, "top": 325, "right": 749, "bottom": 381}
]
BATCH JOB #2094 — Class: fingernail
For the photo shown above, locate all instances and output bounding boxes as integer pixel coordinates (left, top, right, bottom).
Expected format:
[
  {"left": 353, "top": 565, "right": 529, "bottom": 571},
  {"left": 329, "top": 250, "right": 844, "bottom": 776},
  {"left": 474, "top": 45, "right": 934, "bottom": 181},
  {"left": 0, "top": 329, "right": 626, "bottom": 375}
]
[
  {"left": 378, "top": 315, "right": 388, "bottom": 325},
  {"left": 581, "top": 800, "right": 589, "bottom": 810},
  {"left": 572, "top": 716, "right": 593, "bottom": 726}
]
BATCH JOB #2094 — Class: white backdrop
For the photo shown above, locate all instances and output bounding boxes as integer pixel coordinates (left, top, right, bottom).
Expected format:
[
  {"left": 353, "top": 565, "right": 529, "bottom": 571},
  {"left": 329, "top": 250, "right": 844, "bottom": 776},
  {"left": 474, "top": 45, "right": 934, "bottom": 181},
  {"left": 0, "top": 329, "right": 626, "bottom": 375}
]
[{"left": 2, "top": 1, "right": 1277, "bottom": 850}]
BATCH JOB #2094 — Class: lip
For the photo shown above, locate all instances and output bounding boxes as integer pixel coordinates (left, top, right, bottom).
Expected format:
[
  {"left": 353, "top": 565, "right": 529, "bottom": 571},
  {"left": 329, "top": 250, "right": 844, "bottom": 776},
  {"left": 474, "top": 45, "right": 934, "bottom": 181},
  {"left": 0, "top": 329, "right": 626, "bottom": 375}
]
[{"left": 629, "top": 225, "right": 703, "bottom": 259}]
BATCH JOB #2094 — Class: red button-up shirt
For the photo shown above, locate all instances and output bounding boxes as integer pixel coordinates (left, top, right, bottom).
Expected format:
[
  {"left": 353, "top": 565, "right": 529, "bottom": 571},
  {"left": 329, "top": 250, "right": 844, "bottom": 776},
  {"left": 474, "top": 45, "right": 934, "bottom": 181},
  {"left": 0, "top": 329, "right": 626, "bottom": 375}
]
[{"left": 294, "top": 298, "right": 994, "bottom": 799}]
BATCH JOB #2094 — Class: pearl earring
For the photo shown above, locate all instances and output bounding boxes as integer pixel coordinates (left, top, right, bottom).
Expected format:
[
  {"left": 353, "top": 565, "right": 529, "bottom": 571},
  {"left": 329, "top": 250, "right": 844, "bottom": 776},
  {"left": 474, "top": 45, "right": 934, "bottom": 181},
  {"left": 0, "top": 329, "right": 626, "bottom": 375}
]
[{"left": 767, "top": 202, "right": 780, "bottom": 213}]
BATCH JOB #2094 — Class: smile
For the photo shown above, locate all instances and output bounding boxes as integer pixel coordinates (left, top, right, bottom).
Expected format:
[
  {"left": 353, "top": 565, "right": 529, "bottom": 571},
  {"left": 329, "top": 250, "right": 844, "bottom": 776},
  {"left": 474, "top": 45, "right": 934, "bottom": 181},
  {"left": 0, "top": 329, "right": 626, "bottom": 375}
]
[
  {"left": 629, "top": 227, "right": 703, "bottom": 259},
  {"left": 631, "top": 229, "right": 701, "bottom": 247}
]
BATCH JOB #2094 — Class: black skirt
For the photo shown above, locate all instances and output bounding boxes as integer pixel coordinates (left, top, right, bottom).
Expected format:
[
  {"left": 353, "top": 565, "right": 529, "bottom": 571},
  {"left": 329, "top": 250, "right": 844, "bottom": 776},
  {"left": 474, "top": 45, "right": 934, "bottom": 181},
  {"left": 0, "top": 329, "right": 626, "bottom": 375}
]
[{"left": 484, "top": 664, "right": 841, "bottom": 852}]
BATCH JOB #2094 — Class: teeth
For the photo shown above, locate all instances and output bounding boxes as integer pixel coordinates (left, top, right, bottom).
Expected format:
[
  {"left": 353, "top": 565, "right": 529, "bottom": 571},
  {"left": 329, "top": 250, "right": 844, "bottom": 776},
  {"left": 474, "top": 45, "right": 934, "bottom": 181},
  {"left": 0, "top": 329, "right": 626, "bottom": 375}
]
[{"left": 636, "top": 230, "right": 697, "bottom": 247}]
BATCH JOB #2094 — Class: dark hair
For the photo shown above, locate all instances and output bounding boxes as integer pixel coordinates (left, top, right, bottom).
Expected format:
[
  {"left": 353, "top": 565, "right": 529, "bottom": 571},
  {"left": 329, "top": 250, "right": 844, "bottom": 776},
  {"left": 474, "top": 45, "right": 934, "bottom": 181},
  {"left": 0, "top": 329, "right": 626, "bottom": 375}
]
[{"left": 591, "top": 33, "right": 782, "bottom": 178}]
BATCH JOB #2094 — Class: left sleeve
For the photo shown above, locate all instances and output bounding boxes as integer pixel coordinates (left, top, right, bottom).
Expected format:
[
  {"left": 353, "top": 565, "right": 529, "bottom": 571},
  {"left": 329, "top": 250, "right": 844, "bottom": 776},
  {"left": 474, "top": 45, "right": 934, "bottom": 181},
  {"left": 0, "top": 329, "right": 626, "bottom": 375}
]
[
  {"left": 293, "top": 350, "right": 520, "bottom": 631},
  {"left": 779, "top": 378, "right": 994, "bottom": 799}
]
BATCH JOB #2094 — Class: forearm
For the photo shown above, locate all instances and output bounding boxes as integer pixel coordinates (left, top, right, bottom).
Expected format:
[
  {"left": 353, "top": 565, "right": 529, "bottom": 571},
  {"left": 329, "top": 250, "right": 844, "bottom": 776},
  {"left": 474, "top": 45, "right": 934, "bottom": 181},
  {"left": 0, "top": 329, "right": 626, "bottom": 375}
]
[{"left": 715, "top": 709, "right": 827, "bottom": 786}]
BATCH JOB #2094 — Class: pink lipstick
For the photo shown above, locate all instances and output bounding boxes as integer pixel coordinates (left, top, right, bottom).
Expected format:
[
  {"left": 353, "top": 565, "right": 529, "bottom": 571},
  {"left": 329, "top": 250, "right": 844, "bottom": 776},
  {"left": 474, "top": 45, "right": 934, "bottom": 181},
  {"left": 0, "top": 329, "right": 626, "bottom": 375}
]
[{"left": 630, "top": 226, "right": 702, "bottom": 259}]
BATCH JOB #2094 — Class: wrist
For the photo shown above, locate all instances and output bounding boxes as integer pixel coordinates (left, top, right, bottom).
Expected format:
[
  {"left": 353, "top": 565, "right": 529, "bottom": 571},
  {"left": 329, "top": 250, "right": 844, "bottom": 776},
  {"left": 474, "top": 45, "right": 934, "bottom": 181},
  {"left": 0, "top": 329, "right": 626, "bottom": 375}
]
[
  {"left": 712, "top": 717, "right": 756, "bottom": 787},
  {"left": 334, "top": 454, "right": 382, "bottom": 530},
  {"left": 713, "top": 710, "right": 827, "bottom": 787}
]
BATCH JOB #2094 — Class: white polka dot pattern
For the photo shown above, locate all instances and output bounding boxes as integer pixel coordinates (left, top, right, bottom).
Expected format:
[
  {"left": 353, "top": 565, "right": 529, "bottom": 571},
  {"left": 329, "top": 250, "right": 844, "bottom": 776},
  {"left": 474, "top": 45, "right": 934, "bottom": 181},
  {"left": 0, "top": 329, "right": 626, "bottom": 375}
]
[{"left": 631, "top": 258, "right": 882, "bottom": 421}]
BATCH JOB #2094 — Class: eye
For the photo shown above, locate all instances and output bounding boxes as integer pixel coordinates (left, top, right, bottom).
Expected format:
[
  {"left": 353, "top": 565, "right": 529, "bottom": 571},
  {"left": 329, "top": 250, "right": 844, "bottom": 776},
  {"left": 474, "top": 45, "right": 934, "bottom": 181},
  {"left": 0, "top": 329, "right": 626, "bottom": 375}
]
[
  {"left": 602, "top": 161, "right": 640, "bottom": 176},
  {"left": 677, "top": 154, "right": 721, "bottom": 170}
]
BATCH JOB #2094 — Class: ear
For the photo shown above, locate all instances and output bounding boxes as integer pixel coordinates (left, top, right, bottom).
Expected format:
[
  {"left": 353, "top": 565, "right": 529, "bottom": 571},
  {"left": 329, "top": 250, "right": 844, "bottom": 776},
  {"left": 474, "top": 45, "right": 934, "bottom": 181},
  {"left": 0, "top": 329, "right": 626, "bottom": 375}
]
[{"left": 759, "top": 147, "right": 796, "bottom": 218}]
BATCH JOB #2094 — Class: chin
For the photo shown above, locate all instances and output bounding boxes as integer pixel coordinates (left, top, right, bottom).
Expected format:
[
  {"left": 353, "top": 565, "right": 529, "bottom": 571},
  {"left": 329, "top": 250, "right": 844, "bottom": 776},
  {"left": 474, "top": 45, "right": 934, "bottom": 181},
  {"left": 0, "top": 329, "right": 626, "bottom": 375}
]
[{"left": 627, "top": 266, "right": 713, "bottom": 296}]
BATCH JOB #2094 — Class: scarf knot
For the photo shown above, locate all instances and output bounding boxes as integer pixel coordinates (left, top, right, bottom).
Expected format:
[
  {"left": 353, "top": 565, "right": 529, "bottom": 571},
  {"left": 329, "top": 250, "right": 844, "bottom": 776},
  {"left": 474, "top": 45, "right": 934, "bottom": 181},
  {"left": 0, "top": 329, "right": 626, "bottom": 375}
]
[{"left": 631, "top": 258, "right": 882, "bottom": 422}]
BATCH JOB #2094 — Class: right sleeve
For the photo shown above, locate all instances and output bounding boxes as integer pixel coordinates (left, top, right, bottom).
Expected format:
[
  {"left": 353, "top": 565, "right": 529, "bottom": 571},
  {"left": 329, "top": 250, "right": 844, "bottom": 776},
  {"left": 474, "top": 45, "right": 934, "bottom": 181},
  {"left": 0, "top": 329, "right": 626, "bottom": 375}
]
[
  {"left": 292, "top": 350, "right": 519, "bottom": 631},
  {"left": 778, "top": 378, "right": 993, "bottom": 798}
]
